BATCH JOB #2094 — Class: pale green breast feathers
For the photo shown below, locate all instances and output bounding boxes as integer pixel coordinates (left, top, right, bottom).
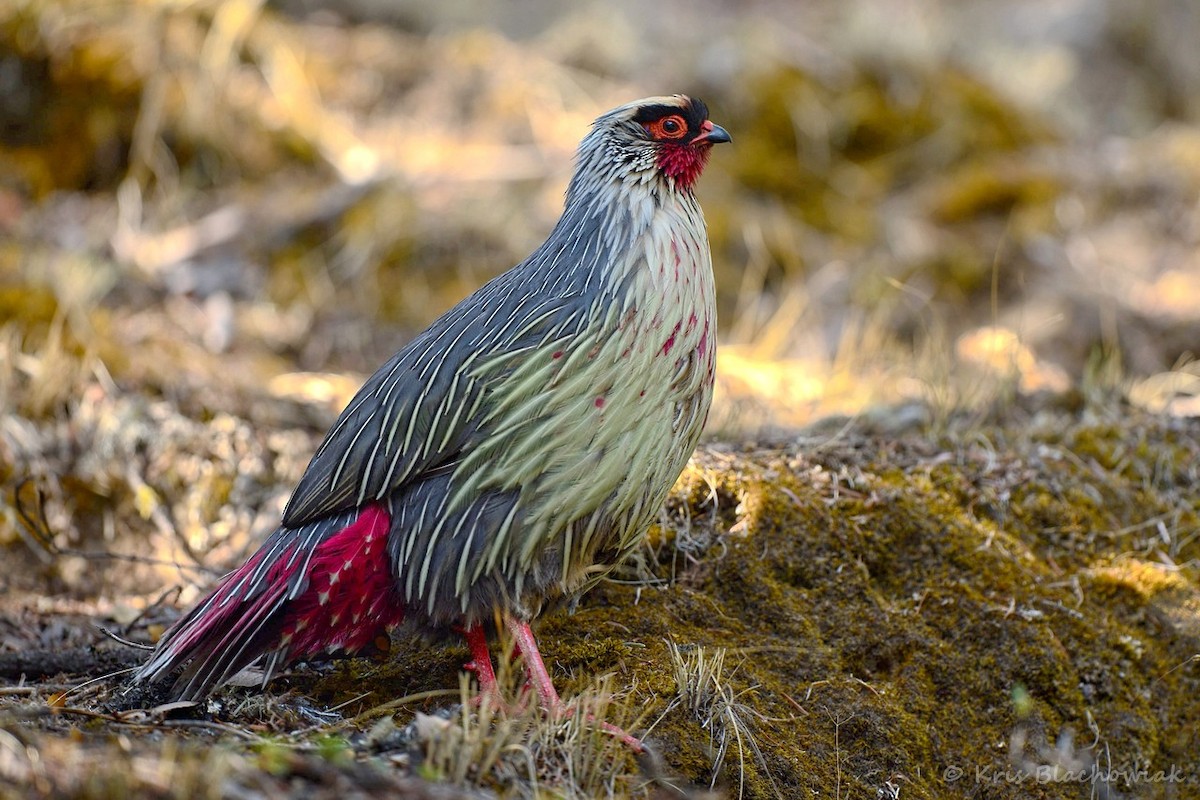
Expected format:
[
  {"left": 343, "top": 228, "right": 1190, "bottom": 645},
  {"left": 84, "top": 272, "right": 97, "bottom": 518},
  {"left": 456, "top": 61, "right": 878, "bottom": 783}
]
[{"left": 453, "top": 194, "right": 716, "bottom": 593}]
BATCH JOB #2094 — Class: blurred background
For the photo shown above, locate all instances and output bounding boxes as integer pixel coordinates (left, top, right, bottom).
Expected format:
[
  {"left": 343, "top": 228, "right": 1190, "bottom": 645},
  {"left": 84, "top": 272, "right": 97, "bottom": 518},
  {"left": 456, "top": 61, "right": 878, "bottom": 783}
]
[
  {"left": 4, "top": 0, "right": 1200, "bottom": 426},
  {"left": 1, "top": 0, "right": 1199, "bottom": 594}
]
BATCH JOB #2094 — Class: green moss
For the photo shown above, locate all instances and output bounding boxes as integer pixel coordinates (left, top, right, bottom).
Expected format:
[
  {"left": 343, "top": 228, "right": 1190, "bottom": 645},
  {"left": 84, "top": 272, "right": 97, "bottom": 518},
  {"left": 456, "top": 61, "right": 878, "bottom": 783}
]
[{"left": 479, "top": 411, "right": 1197, "bottom": 797}]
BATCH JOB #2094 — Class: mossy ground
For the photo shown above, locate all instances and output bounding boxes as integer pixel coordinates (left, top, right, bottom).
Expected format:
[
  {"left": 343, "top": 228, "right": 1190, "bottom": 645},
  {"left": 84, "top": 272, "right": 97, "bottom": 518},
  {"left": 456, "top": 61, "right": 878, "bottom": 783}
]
[{"left": 3, "top": 405, "right": 1197, "bottom": 799}]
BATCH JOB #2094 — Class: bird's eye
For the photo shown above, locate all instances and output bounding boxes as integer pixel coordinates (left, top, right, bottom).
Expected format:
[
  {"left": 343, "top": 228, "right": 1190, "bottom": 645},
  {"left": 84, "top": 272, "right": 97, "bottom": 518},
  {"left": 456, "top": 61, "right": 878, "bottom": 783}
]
[{"left": 646, "top": 114, "right": 689, "bottom": 141}]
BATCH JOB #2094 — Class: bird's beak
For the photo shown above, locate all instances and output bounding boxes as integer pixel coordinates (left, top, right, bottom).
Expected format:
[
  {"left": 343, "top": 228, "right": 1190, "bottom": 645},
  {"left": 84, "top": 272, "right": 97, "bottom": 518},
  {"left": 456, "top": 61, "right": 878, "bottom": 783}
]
[{"left": 691, "top": 120, "right": 731, "bottom": 146}]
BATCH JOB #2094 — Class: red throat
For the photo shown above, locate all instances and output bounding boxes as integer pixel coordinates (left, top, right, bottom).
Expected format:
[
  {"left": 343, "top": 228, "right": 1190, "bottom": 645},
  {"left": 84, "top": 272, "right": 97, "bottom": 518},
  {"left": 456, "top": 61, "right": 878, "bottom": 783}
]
[{"left": 657, "top": 144, "right": 713, "bottom": 190}]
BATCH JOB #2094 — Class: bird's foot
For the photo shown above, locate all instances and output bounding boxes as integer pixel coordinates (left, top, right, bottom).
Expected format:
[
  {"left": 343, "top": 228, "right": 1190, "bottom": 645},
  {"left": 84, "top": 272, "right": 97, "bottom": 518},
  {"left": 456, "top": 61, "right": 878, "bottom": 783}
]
[
  {"left": 456, "top": 619, "right": 645, "bottom": 753},
  {"left": 504, "top": 616, "right": 645, "bottom": 754},
  {"left": 459, "top": 623, "right": 535, "bottom": 715}
]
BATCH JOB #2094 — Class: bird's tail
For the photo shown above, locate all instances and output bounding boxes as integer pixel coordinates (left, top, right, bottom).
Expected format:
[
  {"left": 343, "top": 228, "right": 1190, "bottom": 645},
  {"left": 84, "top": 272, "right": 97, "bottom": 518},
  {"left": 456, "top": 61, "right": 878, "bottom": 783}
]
[{"left": 133, "top": 503, "right": 405, "bottom": 701}]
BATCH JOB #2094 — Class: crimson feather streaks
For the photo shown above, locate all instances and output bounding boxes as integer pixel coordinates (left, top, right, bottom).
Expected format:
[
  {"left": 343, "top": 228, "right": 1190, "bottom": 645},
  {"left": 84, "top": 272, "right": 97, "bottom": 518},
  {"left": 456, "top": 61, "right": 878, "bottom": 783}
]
[
  {"left": 139, "top": 505, "right": 403, "bottom": 699},
  {"left": 278, "top": 503, "right": 404, "bottom": 655}
]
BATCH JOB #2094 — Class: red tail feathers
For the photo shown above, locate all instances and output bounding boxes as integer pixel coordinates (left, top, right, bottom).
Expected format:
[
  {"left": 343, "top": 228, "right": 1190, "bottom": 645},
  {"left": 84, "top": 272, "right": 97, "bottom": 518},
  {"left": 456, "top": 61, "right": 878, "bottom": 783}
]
[
  {"left": 135, "top": 503, "right": 405, "bottom": 700},
  {"left": 281, "top": 504, "right": 403, "bottom": 655}
]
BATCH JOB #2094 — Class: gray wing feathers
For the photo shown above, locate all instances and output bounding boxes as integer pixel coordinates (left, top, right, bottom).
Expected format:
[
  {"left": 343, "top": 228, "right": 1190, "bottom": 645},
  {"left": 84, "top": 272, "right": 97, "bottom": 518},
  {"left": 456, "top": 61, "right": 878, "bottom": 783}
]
[{"left": 281, "top": 210, "right": 613, "bottom": 528}]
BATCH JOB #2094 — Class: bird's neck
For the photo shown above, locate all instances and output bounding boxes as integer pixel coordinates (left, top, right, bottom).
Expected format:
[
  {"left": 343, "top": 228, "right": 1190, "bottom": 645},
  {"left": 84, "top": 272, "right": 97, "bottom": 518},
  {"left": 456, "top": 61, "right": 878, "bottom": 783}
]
[{"left": 550, "top": 158, "right": 711, "bottom": 314}]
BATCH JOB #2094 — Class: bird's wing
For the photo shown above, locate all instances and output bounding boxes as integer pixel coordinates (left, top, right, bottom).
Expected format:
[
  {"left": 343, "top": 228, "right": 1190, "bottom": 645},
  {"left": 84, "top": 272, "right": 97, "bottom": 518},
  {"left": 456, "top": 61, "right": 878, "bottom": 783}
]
[{"left": 281, "top": 273, "right": 591, "bottom": 528}]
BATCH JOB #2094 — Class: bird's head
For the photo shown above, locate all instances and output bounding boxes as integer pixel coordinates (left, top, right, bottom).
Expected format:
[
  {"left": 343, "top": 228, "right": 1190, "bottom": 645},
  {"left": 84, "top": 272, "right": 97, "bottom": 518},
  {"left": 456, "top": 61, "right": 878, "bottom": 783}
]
[{"left": 578, "top": 95, "right": 731, "bottom": 193}]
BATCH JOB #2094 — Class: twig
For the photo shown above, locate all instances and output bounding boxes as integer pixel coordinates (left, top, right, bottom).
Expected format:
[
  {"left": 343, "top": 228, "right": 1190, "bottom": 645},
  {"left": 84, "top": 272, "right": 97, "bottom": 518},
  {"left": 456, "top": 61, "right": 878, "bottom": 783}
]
[
  {"left": 70, "top": 667, "right": 138, "bottom": 697},
  {"left": 96, "top": 626, "right": 155, "bottom": 651},
  {"left": 341, "top": 688, "right": 462, "bottom": 727},
  {"left": 155, "top": 719, "right": 261, "bottom": 741}
]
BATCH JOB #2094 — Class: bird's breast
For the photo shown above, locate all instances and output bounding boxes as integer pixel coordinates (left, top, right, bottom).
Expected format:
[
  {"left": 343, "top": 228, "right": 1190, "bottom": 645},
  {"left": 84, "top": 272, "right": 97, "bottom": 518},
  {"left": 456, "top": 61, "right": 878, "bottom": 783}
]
[
  {"left": 629, "top": 206, "right": 717, "bottom": 388},
  {"left": 440, "top": 194, "right": 717, "bottom": 613}
]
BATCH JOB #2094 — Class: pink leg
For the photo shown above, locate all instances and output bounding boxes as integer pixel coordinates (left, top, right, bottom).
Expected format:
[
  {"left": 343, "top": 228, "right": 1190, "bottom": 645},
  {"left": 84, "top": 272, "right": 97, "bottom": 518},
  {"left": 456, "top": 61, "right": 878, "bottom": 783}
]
[
  {"left": 503, "top": 616, "right": 644, "bottom": 753},
  {"left": 460, "top": 623, "right": 499, "bottom": 697},
  {"left": 504, "top": 616, "right": 562, "bottom": 710}
]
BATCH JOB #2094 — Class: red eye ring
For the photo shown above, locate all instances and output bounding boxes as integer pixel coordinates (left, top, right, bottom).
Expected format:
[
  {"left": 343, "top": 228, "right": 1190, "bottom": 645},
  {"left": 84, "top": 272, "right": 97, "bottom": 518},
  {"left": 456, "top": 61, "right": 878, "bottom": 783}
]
[{"left": 645, "top": 114, "right": 689, "bottom": 141}]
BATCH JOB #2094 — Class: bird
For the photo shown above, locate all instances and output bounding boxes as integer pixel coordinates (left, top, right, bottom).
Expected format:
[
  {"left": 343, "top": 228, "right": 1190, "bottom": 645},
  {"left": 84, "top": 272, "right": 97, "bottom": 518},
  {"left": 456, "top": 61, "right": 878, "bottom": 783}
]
[{"left": 133, "top": 95, "right": 730, "bottom": 743}]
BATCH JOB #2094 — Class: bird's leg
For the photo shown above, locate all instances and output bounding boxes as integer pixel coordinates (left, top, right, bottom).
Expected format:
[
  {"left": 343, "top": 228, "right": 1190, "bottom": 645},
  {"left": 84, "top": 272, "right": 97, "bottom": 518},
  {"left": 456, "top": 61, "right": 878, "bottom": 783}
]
[
  {"left": 503, "top": 615, "right": 645, "bottom": 753},
  {"left": 457, "top": 623, "right": 535, "bottom": 714},
  {"left": 504, "top": 616, "right": 562, "bottom": 710},
  {"left": 460, "top": 623, "right": 500, "bottom": 698}
]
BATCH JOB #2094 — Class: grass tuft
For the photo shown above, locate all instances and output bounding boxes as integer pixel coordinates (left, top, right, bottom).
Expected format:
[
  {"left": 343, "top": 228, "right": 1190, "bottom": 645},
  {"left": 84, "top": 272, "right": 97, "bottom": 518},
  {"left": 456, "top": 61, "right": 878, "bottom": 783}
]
[
  {"left": 658, "top": 641, "right": 780, "bottom": 800},
  {"left": 411, "top": 664, "right": 646, "bottom": 798}
]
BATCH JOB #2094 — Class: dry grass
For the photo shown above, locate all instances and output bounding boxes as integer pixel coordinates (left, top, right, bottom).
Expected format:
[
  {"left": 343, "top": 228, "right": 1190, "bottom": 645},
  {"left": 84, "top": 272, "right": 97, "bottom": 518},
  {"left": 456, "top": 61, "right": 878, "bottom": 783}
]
[
  {"left": 654, "top": 642, "right": 779, "bottom": 800},
  {"left": 412, "top": 674, "right": 646, "bottom": 798}
]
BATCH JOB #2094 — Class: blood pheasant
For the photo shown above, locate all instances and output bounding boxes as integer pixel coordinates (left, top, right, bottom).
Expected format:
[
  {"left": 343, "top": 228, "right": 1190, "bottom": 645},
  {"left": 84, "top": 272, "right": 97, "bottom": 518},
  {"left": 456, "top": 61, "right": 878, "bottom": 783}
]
[{"left": 135, "top": 96, "right": 730, "bottom": 742}]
